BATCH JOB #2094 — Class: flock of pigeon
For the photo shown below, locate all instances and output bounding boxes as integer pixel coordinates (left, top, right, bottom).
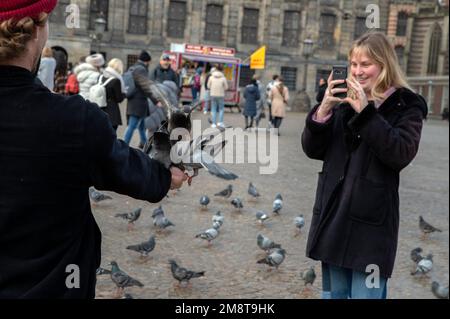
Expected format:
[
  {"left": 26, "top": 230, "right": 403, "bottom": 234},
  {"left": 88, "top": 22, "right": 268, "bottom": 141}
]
[{"left": 409, "top": 216, "right": 448, "bottom": 299}]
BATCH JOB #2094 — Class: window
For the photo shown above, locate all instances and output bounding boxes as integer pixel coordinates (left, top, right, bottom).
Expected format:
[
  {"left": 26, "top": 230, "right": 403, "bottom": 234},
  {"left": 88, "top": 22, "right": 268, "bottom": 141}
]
[
  {"left": 205, "top": 4, "right": 223, "bottom": 42},
  {"left": 128, "top": 0, "right": 148, "bottom": 34},
  {"left": 239, "top": 65, "right": 255, "bottom": 87},
  {"left": 281, "top": 67, "right": 297, "bottom": 91},
  {"left": 395, "top": 46, "right": 405, "bottom": 69},
  {"left": 127, "top": 55, "right": 139, "bottom": 70},
  {"left": 282, "top": 11, "right": 301, "bottom": 47},
  {"left": 167, "top": 0, "right": 186, "bottom": 38},
  {"left": 396, "top": 12, "right": 408, "bottom": 36},
  {"left": 319, "top": 13, "right": 336, "bottom": 49},
  {"left": 89, "top": 0, "right": 109, "bottom": 30},
  {"left": 427, "top": 24, "right": 442, "bottom": 75},
  {"left": 50, "top": 0, "right": 70, "bottom": 24},
  {"left": 354, "top": 16, "right": 367, "bottom": 40},
  {"left": 241, "top": 8, "right": 259, "bottom": 44}
]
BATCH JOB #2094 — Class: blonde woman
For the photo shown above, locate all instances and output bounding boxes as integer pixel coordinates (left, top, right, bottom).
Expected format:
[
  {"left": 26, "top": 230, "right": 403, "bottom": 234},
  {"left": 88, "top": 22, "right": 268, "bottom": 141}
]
[
  {"left": 101, "top": 58, "right": 126, "bottom": 131},
  {"left": 301, "top": 32, "right": 427, "bottom": 299},
  {"left": 269, "top": 76, "right": 289, "bottom": 136}
]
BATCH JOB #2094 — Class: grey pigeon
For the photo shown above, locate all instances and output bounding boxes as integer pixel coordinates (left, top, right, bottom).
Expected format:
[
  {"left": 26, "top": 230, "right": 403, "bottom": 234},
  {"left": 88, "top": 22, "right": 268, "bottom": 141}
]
[
  {"left": 257, "top": 234, "right": 281, "bottom": 252},
  {"left": 257, "top": 248, "right": 286, "bottom": 269},
  {"left": 256, "top": 211, "right": 270, "bottom": 223},
  {"left": 212, "top": 211, "right": 224, "bottom": 227},
  {"left": 301, "top": 267, "right": 316, "bottom": 286},
  {"left": 169, "top": 259, "right": 205, "bottom": 286},
  {"left": 147, "top": 130, "right": 172, "bottom": 169},
  {"left": 199, "top": 195, "right": 210, "bottom": 209},
  {"left": 294, "top": 214, "right": 305, "bottom": 232},
  {"left": 272, "top": 193, "right": 283, "bottom": 214},
  {"left": 152, "top": 205, "right": 165, "bottom": 218},
  {"left": 248, "top": 182, "right": 260, "bottom": 198},
  {"left": 411, "top": 254, "right": 433, "bottom": 275},
  {"left": 126, "top": 235, "right": 156, "bottom": 257},
  {"left": 231, "top": 198, "right": 244, "bottom": 211},
  {"left": 431, "top": 281, "right": 449, "bottom": 299},
  {"left": 96, "top": 267, "right": 111, "bottom": 275},
  {"left": 419, "top": 216, "right": 442, "bottom": 237},
  {"left": 215, "top": 185, "right": 233, "bottom": 198},
  {"left": 115, "top": 208, "right": 142, "bottom": 231},
  {"left": 195, "top": 223, "right": 220, "bottom": 245},
  {"left": 153, "top": 214, "right": 175, "bottom": 230},
  {"left": 410, "top": 247, "right": 424, "bottom": 264},
  {"left": 109, "top": 261, "right": 144, "bottom": 298},
  {"left": 89, "top": 187, "right": 112, "bottom": 203}
]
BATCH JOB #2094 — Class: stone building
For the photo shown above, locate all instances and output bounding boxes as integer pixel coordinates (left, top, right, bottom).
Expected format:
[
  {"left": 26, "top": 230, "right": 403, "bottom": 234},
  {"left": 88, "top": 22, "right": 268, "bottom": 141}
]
[{"left": 47, "top": 0, "right": 448, "bottom": 112}]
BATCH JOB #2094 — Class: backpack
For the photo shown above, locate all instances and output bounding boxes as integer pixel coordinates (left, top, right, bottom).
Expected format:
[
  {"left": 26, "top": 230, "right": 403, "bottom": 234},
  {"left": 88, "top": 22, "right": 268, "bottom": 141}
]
[
  {"left": 65, "top": 73, "right": 79, "bottom": 94},
  {"left": 88, "top": 75, "right": 114, "bottom": 108},
  {"left": 193, "top": 74, "right": 201, "bottom": 90},
  {"left": 123, "top": 68, "right": 136, "bottom": 98}
]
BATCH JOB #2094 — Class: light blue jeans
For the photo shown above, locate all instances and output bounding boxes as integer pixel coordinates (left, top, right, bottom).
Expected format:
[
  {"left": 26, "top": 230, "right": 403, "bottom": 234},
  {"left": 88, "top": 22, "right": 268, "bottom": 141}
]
[
  {"left": 210, "top": 96, "right": 225, "bottom": 125},
  {"left": 124, "top": 115, "right": 147, "bottom": 145},
  {"left": 321, "top": 262, "right": 388, "bottom": 299}
]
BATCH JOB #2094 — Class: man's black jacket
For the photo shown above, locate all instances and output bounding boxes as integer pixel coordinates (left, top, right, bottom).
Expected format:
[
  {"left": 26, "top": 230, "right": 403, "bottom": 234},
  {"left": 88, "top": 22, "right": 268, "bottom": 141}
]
[{"left": 0, "top": 65, "right": 171, "bottom": 298}]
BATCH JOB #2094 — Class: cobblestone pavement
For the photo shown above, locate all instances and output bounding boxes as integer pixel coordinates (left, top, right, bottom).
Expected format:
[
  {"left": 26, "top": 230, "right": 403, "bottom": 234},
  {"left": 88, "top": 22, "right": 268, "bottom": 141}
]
[{"left": 94, "top": 107, "right": 449, "bottom": 299}]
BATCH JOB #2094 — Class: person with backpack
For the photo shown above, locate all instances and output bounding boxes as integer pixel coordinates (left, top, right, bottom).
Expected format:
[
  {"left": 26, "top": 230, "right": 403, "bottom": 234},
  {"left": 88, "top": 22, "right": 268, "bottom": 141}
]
[
  {"left": 268, "top": 76, "right": 289, "bottom": 136},
  {"left": 191, "top": 68, "right": 202, "bottom": 103},
  {"left": 74, "top": 53, "right": 104, "bottom": 100}
]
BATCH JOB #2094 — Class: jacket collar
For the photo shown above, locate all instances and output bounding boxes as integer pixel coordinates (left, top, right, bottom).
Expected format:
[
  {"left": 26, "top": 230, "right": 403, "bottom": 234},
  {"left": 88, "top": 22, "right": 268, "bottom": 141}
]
[{"left": 0, "top": 65, "right": 35, "bottom": 85}]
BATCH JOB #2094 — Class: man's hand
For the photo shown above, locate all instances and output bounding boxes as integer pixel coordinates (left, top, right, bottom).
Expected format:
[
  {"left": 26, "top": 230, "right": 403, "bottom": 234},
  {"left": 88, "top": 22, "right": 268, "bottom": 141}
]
[{"left": 170, "top": 166, "right": 188, "bottom": 190}]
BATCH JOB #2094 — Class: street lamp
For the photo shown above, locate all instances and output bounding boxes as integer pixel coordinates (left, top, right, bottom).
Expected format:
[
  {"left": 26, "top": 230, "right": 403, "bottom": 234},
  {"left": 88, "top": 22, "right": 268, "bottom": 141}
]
[
  {"left": 90, "top": 12, "right": 107, "bottom": 54},
  {"left": 298, "top": 38, "right": 314, "bottom": 111}
]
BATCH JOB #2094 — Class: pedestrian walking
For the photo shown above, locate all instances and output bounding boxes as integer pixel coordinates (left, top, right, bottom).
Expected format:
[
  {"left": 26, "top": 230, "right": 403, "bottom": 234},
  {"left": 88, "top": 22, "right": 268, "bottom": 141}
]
[
  {"left": 74, "top": 53, "right": 104, "bottom": 100},
  {"left": 207, "top": 65, "right": 228, "bottom": 128},
  {"left": 101, "top": 58, "right": 126, "bottom": 131},
  {"left": 269, "top": 76, "right": 289, "bottom": 135},
  {"left": 243, "top": 78, "right": 261, "bottom": 130}
]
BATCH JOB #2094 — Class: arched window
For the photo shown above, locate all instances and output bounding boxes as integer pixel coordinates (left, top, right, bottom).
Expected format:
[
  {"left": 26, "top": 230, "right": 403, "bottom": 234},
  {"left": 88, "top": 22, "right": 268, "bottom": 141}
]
[{"left": 427, "top": 23, "right": 442, "bottom": 75}]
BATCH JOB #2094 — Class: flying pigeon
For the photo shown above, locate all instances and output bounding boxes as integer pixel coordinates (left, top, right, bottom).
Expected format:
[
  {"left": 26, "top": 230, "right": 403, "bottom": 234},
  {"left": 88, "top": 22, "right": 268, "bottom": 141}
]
[
  {"left": 272, "top": 193, "right": 283, "bottom": 214},
  {"left": 257, "top": 248, "right": 286, "bottom": 269},
  {"left": 89, "top": 187, "right": 112, "bottom": 204},
  {"left": 231, "top": 198, "right": 243, "bottom": 211},
  {"left": 419, "top": 216, "right": 442, "bottom": 238},
  {"left": 126, "top": 235, "right": 156, "bottom": 257},
  {"left": 109, "top": 261, "right": 144, "bottom": 298},
  {"left": 410, "top": 247, "right": 424, "bottom": 264},
  {"left": 248, "top": 182, "right": 260, "bottom": 198},
  {"left": 168, "top": 259, "right": 205, "bottom": 287},
  {"left": 212, "top": 211, "right": 224, "bottom": 227},
  {"left": 115, "top": 208, "right": 142, "bottom": 231},
  {"left": 199, "top": 195, "right": 210, "bottom": 209},
  {"left": 431, "top": 281, "right": 449, "bottom": 299},
  {"left": 195, "top": 223, "right": 220, "bottom": 246},
  {"left": 411, "top": 254, "right": 433, "bottom": 276},
  {"left": 257, "top": 234, "right": 281, "bottom": 252},
  {"left": 256, "top": 211, "right": 270, "bottom": 224},
  {"left": 96, "top": 267, "right": 111, "bottom": 276},
  {"left": 301, "top": 267, "right": 316, "bottom": 286},
  {"left": 214, "top": 185, "right": 233, "bottom": 198},
  {"left": 294, "top": 214, "right": 305, "bottom": 234}
]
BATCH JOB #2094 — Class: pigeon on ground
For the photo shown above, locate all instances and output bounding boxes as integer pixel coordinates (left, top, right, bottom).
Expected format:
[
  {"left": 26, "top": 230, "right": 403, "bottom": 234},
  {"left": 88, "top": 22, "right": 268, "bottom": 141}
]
[
  {"left": 256, "top": 211, "right": 270, "bottom": 223},
  {"left": 199, "top": 195, "right": 210, "bottom": 209},
  {"left": 126, "top": 235, "right": 156, "bottom": 257},
  {"left": 212, "top": 211, "right": 224, "bottom": 227},
  {"left": 109, "top": 261, "right": 144, "bottom": 298},
  {"left": 214, "top": 185, "right": 233, "bottom": 198},
  {"left": 231, "top": 198, "right": 244, "bottom": 211},
  {"left": 153, "top": 214, "right": 175, "bottom": 230},
  {"left": 115, "top": 208, "right": 142, "bottom": 231},
  {"left": 301, "top": 267, "right": 316, "bottom": 286},
  {"left": 96, "top": 267, "right": 111, "bottom": 275},
  {"left": 410, "top": 247, "right": 424, "bottom": 264},
  {"left": 257, "top": 234, "right": 281, "bottom": 252},
  {"left": 152, "top": 205, "right": 165, "bottom": 218},
  {"left": 272, "top": 193, "right": 283, "bottom": 214},
  {"left": 411, "top": 254, "right": 433, "bottom": 275},
  {"left": 89, "top": 187, "right": 112, "bottom": 203},
  {"left": 195, "top": 223, "right": 220, "bottom": 246},
  {"left": 294, "top": 214, "right": 305, "bottom": 234},
  {"left": 248, "top": 182, "right": 260, "bottom": 198},
  {"left": 257, "top": 248, "right": 286, "bottom": 269},
  {"left": 431, "top": 281, "right": 449, "bottom": 299},
  {"left": 419, "top": 216, "right": 442, "bottom": 238},
  {"left": 168, "top": 259, "right": 205, "bottom": 286}
]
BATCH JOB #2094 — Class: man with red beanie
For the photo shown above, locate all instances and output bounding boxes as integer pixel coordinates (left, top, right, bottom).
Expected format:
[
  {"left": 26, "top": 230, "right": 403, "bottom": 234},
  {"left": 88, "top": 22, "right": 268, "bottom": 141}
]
[{"left": 0, "top": 0, "right": 187, "bottom": 298}]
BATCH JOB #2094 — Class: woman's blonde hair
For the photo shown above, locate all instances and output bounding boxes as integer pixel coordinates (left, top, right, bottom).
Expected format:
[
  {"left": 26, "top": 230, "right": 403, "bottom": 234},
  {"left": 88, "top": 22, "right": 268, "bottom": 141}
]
[
  {"left": 107, "top": 58, "right": 124, "bottom": 75},
  {"left": 348, "top": 31, "right": 411, "bottom": 101},
  {"left": 0, "top": 13, "right": 48, "bottom": 63},
  {"left": 42, "top": 46, "right": 53, "bottom": 58}
]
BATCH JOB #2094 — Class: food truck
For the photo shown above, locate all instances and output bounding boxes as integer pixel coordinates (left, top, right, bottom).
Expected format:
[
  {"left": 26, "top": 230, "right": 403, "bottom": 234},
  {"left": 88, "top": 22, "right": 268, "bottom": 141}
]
[{"left": 165, "top": 43, "right": 242, "bottom": 108}]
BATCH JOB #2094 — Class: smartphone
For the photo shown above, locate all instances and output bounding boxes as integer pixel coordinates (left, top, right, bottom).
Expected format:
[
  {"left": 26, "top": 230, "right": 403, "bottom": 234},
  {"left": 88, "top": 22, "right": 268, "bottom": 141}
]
[{"left": 332, "top": 65, "right": 348, "bottom": 99}]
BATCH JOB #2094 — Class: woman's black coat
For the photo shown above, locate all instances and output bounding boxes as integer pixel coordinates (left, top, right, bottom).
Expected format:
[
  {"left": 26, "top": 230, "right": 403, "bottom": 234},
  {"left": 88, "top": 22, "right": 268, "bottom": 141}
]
[
  {"left": 301, "top": 87, "right": 427, "bottom": 278},
  {"left": 101, "top": 77, "right": 125, "bottom": 127}
]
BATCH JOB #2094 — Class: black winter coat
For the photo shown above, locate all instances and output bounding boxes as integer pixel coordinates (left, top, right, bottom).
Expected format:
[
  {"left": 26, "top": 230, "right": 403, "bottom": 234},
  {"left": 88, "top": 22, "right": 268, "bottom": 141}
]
[
  {"left": 102, "top": 77, "right": 125, "bottom": 127},
  {"left": 150, "top": 65, "right": 179, "bottom": 86},
  {"left": 127, "top": 61, "right": 158, "bottom": 118},
  {"left": 301, "top": 87, "right": 427, "bottom": 278},
  {"left": 0, "top": 65, "right": 172, "bottom": 298}
]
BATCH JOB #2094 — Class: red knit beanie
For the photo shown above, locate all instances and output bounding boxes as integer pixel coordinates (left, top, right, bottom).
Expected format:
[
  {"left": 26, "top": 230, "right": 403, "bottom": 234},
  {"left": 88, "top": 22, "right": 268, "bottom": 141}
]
[{"left": 0, "top": 0, "right": 58, "bottom": 22}]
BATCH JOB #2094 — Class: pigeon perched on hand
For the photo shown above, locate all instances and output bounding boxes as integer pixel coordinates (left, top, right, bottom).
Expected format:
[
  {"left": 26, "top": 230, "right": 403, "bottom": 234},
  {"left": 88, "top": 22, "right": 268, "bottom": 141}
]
[
  {"left": 215, "top": 184, "right": 233, "bottom": 198},
  {"left": 294, "top": 214, "right": 305, "bottom": 235},
  {"left": 272, "top": 193, "right": 283, "bottom": 214},
  {"left": 257, "top": 248, "right": 286, "bottom": 269},
  {"left": 410, "top": 247, "right": 424, "bottom": 264},
  {"left": 115, "top": 208, "right": 142, "bottom": 231},
  {"left": 109, "top": 261, "right": 144, "bottom": 298},
  {"left": 256, "top": 211, "right": 270, "bottom": 224},
  {"left": 195, "top": 223, "right": 220, "bottom": 246},
  {"left": 257, "top": 234, "right": 281, "bottom": 252},
  {"left": 126, "top": 235, "right": 156, "bottom": 257},
  {"left": 212, "top": 211, "right": 224, "bottom": 227},
  {"left": 199, "top": 195, "right": 210, "bottom": 210},
  {"left": 89, "top": 187, "right": 112, "bottom": 204},
  {"left": 411, "top": 254, "right": 433, "bottom": 275},
  {"left": 231, "top": 198, "right": 243, "bottom": 212},
  {"left": 169, "top": 259, "right": 205, "bottom": 287},
  {"left": 248, "top": 182, "right": 260, "bottom": 199},
  {"left": 301, "top": 267, "right": 316, "bottom": 286},
  {"left": 419, "top": 216, "right": 442, "bottom": 238},
  {"left": 431, "top": 281, "right": 449, "bottom": 299}
]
